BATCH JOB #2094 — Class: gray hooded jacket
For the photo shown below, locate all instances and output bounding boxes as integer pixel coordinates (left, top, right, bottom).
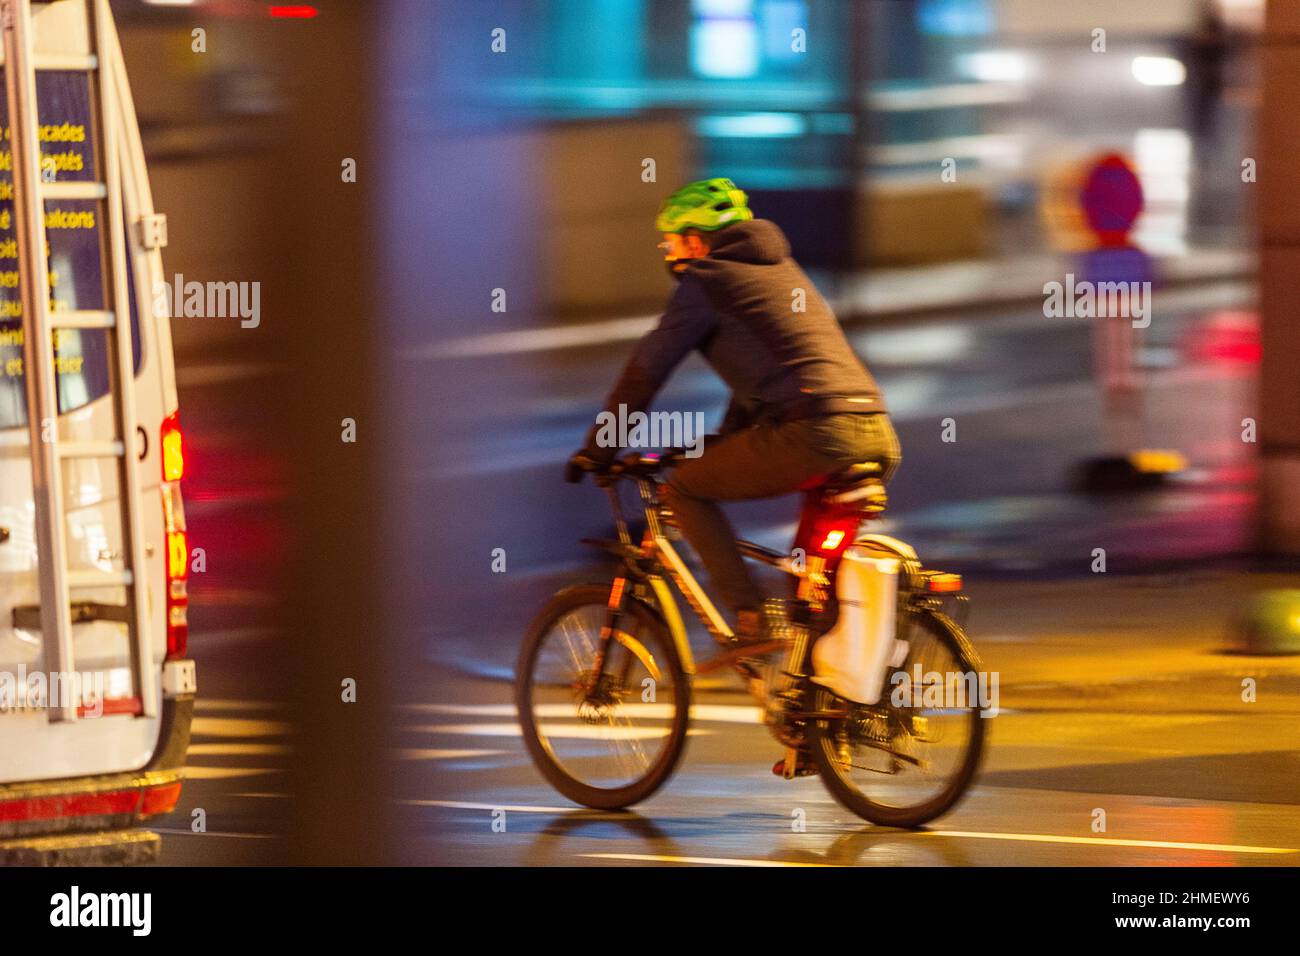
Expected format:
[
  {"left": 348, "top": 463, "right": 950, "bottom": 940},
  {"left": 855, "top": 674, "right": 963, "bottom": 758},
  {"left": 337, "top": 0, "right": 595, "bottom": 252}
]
[{"left": 590, "top": 219, "right": 885, "bottom": 448}]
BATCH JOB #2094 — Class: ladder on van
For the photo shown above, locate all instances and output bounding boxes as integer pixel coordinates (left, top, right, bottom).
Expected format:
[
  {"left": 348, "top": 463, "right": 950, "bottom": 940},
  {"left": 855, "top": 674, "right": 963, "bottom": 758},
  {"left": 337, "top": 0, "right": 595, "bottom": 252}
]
[{"left": 2, "top": 0, "right": 156, "bottom": 721}]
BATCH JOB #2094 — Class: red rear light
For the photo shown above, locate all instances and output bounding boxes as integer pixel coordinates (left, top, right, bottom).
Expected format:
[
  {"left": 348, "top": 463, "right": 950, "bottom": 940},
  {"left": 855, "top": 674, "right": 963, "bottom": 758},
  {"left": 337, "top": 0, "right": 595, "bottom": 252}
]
[
  {"left": 161, "top": 410, "right": 184, "bottom": 482},
  {"left": 811, "top": 517, "right": 859, "bottom": 556},
  {"left": 819, "top": 529, "right": 846, "bottom": 551}
]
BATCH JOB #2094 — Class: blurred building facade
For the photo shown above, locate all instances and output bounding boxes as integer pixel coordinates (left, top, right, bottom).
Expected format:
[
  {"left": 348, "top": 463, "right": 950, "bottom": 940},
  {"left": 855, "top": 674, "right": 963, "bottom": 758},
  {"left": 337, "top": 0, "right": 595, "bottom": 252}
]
[
  {"left": 409, "top": 0, "right": 1260, "bottom": 296},
  {"left": 113, "top": 0, "right": 1262, "bottom": 321}
]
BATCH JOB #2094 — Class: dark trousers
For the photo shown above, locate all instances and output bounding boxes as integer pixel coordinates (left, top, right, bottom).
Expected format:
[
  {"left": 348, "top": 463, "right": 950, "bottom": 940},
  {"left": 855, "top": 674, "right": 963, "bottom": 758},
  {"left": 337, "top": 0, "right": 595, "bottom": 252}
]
[{"left": 664, "top": 412, "right": 901, "bottom": 615}]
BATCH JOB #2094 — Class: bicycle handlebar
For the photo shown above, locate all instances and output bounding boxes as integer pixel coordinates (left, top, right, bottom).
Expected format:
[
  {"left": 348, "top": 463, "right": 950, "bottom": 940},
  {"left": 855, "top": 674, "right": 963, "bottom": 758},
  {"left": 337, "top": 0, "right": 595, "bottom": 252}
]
[{"left": 566, "top": 449, "right": 689, "bottom": 486}]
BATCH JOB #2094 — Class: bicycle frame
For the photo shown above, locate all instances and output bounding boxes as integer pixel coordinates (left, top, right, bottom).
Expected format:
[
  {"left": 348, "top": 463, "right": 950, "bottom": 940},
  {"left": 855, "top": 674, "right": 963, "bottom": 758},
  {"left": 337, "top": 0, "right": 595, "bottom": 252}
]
[
  {"left": 526, "top": 460, "right": 984, "bottom": 817},
  {"left": 578, "top": 458, "right": 961, "bottom": 701},
  {"left": 584, "top": 474, "right": 827, "bottom": 686}
]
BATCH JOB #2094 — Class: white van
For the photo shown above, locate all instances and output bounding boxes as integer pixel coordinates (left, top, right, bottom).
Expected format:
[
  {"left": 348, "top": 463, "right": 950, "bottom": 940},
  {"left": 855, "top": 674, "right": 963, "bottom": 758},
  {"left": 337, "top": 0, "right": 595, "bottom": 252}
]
[{"left": 0, "top": 0, "right": 195, "bottom": 864}]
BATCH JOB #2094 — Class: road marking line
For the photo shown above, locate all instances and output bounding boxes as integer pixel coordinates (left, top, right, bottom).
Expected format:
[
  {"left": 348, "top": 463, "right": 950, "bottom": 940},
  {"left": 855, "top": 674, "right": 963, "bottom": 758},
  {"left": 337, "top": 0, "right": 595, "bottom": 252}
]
[
  {"left": 584, "top": 853, "right": 832, "bottom": 867},
  {"left": 405, "top": 703, "right": 764, "bottom": 724},
  {"left": 190, "top": 717, "right": 292, "bottom": 738},
  {"left": 396, "top": 748, "right": 507, "bottom": 760},
  {"left": 586, "top": 832, "right": 1298, "bottom": 864},
  {"left": 401, "top": 799, "right": 585, "bottom": 814},
  {"left": 188, "top": 743, "right": 290, "bottom": 756},
  {"left": 192, "top": 698, "right": 283, "bottom": 713},
  {"left": 920, "top": 830, "right": 1297, "bottom": 855},
  {"left": 407, "top": 722, "right": 715, "bottom": 740},
  {"left": 174, "top": 361, "right": 279, "bottom": 387},
  {"left": 151, "top": 827, "right": 279, "bottom": 840},
  {"left": 403, "top": 801, "right": 1298, "bottom": 856},
  {"left": 400, "top": 703, "right": 517, "bottom": 715},
  {"left": 183, "top": 766, "right": 286, "bottom": 780}
]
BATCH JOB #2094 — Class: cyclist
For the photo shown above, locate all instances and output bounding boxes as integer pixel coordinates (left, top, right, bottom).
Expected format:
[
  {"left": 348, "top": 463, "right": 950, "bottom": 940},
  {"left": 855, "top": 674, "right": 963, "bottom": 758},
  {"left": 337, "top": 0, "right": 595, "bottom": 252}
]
[{"left": 569, "top": 179, "right": 901, "bottom": 767}]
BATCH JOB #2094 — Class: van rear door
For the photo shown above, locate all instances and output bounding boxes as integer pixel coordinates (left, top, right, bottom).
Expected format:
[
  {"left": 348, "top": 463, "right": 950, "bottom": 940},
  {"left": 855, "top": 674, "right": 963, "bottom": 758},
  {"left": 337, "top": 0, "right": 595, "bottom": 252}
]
[{"left": 0, "top": 0, "right": 184, "bottom": 786}]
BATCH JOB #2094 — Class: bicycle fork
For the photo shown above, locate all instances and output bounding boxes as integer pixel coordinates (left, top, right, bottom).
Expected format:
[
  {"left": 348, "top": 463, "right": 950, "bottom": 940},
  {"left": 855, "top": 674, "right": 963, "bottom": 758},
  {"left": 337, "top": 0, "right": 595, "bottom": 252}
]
[{"left": 582, "top": 576, "right": 657, "bottom": 699}]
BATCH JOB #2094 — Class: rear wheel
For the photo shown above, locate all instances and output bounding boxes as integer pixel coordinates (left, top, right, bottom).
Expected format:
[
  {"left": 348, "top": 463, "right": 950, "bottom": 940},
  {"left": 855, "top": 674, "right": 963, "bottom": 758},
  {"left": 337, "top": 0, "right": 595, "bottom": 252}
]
[
  {"left": 515, "top": 584, "right": 691, "bottom": 809},
  {"left": 808, "top": 607, "right": 986, "bottom": 828}
]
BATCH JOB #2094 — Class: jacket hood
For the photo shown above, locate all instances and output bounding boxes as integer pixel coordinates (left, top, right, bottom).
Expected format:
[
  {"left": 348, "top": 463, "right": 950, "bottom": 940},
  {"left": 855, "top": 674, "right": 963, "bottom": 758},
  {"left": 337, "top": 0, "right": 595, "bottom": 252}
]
[{"left": 704, "top": 218, "right": 790, "bottom": 265}]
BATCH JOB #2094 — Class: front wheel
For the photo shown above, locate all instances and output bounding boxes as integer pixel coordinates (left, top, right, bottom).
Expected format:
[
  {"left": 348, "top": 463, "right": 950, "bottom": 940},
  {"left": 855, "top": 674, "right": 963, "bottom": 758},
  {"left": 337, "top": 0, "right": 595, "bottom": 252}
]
[
  {"left": 808, "top": 607, "right": 987, "bottom": 828},
  {"left": 515, "top": 584, "right": 691, "bottom": 809}
]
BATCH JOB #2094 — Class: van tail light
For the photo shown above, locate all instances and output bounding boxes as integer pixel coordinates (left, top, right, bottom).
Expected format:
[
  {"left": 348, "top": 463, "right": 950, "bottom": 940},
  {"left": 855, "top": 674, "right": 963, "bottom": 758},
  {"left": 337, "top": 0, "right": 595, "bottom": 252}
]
[
  {"left": 166, "top": 538, "right": 189, "bottom": 658},
  {"left": 161, "top": 410, "right": 184, "bottom": 482},
  {"left": 161, "top": 409, "right": 188, "bottom": 659}
]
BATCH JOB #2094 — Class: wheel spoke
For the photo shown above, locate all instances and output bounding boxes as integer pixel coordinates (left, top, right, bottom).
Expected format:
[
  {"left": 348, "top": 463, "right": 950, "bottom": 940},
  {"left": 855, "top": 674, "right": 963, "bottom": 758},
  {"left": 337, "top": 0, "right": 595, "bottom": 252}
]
[
  {"left": 811, "top": 610, "right": 984, "bottom": 825},
  {"left": 523, "top": 594, "right": 684, "bottom": 799}
]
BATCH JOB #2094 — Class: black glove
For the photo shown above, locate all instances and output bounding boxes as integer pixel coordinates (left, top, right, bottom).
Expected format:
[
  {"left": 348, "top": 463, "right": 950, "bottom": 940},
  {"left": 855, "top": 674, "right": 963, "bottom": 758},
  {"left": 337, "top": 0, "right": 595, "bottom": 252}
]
[{"left": 565, "top": 449, "right": 597, "bottom": 484}]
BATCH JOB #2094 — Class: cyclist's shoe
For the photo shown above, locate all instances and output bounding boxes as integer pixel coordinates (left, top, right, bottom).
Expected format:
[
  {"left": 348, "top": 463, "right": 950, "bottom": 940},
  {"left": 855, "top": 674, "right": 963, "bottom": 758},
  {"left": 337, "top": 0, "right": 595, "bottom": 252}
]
[{"left": 772, "top": 747, "right": 819, "bottom": 778}]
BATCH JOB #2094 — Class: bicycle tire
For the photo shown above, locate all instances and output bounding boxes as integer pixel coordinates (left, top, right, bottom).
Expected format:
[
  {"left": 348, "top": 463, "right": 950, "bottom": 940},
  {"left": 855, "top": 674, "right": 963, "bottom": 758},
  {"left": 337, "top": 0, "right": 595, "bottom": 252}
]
[
  {"left": 809, "top": 607, "right": 986, "bottom": 828},
  {"left": 515, "top": 583, "right": 692, "bottom": 810}
]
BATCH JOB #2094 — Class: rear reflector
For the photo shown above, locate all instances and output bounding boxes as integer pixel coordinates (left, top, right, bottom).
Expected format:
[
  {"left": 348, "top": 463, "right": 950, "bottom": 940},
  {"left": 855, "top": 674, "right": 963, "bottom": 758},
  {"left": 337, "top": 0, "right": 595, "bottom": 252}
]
[
  {"left": 0, "top": 781, "right": 182, "bottom": 823},
  {"left": 166, "top": 527, "right": 189, "bottom": 659},
  {"left": 0, "top": 789, "right": 139, "bottom": 823},
  {"left": 927, "top": 573, "right": 963, "bottom": 593},
  {"left": 167, "top": 530, "right": 188, "bottom": 580},
  {"left": 140, "top": 782, "right": 183, "bottom": 816},
  {"left": 77, "top": 696, "right": 143, "bottom": 719}
]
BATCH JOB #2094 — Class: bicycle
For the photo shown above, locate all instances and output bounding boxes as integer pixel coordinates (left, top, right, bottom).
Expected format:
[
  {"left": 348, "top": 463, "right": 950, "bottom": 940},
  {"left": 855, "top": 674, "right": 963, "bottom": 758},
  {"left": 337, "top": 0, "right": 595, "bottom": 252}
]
[{"left": 515, "top": 449, "right": 986, "bottom": 828}]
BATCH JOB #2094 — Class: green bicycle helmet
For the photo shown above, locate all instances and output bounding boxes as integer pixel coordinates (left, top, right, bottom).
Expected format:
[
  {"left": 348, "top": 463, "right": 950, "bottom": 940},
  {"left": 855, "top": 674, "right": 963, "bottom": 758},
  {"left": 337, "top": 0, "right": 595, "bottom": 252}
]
[{"left": 655, "top": 177, "right": 754, "bottom": 233}]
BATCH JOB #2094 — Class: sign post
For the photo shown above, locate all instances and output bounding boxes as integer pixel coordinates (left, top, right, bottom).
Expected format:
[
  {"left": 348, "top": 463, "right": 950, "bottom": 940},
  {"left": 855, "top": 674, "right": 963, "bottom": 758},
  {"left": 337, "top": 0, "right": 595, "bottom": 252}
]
[{"left": 1073, "top": 152, "right": 1185, "bottom": 492}]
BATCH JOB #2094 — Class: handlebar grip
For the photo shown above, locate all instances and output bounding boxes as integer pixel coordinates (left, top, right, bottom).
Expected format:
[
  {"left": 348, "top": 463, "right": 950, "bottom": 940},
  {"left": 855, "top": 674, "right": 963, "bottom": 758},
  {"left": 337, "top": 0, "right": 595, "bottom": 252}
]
[{"left": 566, "top": 451, "right": 618, "bottom": 483}]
